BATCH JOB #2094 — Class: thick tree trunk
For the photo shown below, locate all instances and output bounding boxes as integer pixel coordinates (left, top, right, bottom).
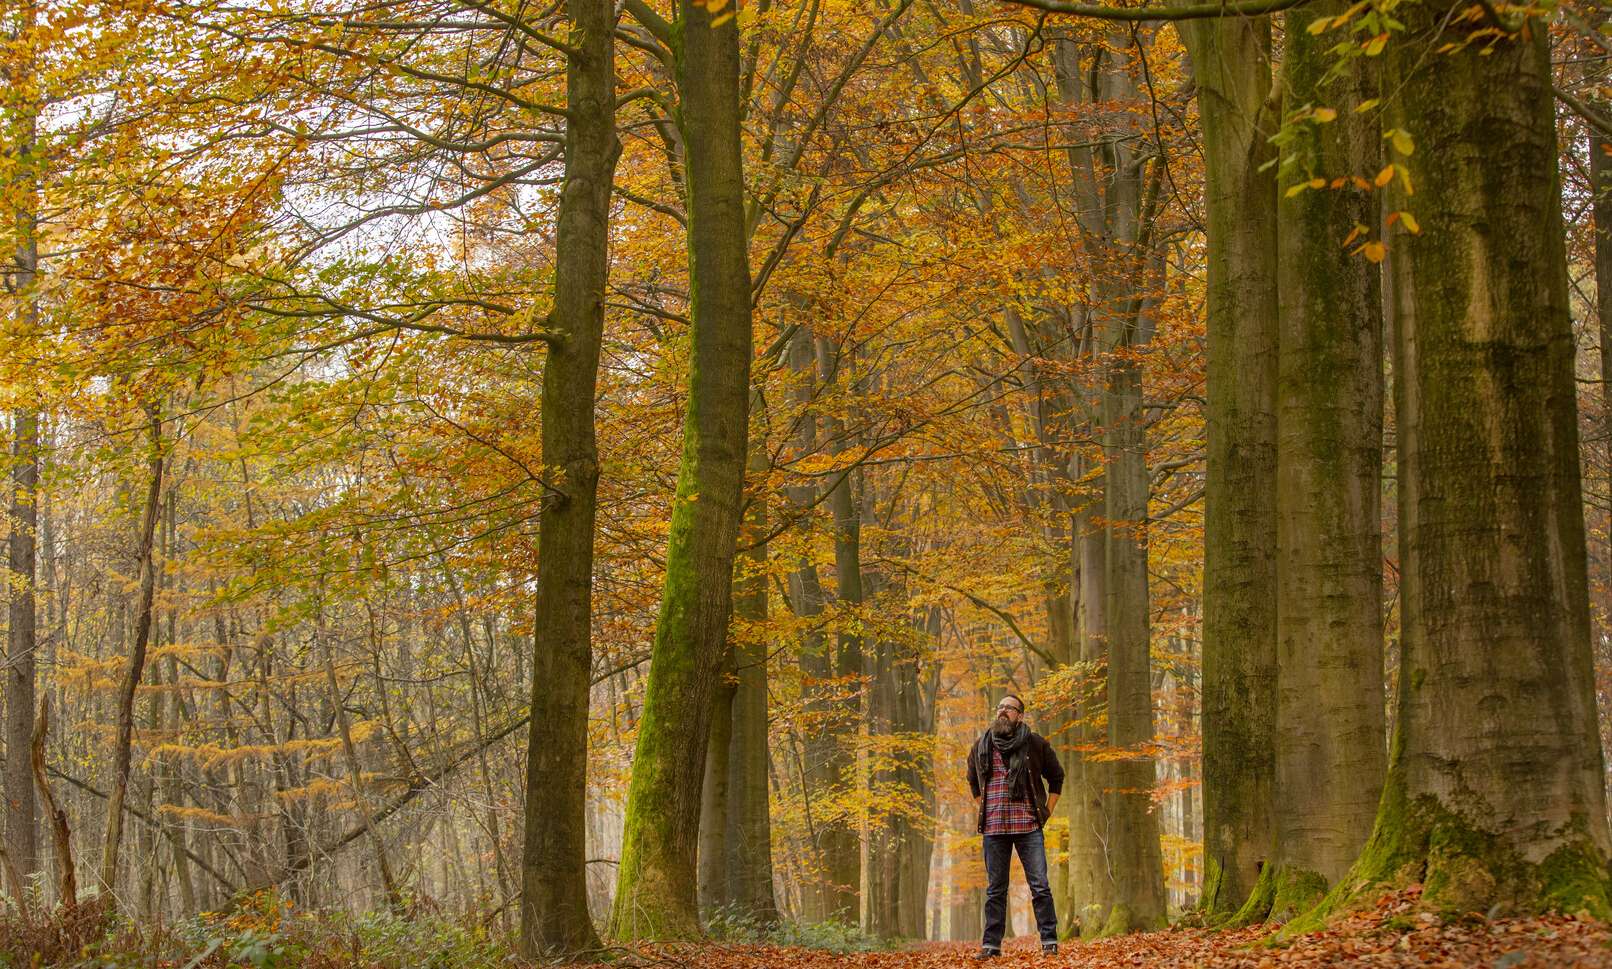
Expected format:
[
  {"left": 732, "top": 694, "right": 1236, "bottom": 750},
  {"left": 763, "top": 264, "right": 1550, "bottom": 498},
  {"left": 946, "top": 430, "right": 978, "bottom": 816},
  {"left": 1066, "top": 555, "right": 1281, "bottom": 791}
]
[
  {"left": 608, "top": 0, "right": 752, "bottom": 938},
  {"left": 99, "top": 405, "right": 164, "bottom": 896},
  {"left": 1292, "top": 6, "right": 1612, "bottom": 927},
  {"left": 1240, "top": 7, "right": 1387, "bottom": 926},
  {"left": 1174, "top": 13, "right": 1280, "bottom": 918},
  {"left": 1594, "top": 105, "right": 1612, "bottom": 650},
  {"left": 517, "top": 0, "right": 619, "bottom": 955}
]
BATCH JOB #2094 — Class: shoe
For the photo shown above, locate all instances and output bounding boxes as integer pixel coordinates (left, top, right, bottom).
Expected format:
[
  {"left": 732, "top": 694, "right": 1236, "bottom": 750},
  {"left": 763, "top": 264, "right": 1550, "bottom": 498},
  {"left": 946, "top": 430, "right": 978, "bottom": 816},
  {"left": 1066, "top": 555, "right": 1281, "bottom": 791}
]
[
  {"left": 1042, "top": 942, "right": 1059, "bottom": 955},
  {"left": 974, "top": 948, "right": 1001, "bottom": 960}
]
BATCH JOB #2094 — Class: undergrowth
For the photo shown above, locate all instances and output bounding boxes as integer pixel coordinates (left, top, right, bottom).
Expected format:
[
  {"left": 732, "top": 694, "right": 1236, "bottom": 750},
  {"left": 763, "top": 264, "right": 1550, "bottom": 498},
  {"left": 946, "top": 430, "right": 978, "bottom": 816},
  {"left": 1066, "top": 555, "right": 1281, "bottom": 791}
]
[
  {"left": 703, "top": 905, "right": 897, "bottom": 953},
  {"left": 0, "top": 890, "right": 513, "bottom": 969}
]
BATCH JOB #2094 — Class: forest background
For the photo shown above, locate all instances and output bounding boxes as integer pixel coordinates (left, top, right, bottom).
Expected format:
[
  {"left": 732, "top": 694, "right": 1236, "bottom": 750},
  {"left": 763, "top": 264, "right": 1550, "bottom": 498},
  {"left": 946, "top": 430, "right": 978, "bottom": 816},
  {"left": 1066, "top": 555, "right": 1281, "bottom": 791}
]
[{"left": 2, "top": 0, "right": 1612, "bottom": 963}]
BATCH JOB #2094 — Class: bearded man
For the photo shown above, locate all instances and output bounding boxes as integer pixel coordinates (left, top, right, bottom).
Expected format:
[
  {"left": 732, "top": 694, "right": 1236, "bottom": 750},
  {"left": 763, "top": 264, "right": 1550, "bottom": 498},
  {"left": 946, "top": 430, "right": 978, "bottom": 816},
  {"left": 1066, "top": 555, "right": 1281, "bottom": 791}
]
[{"left": 967, "top": 693, "right": 1063, "bottom": 958}]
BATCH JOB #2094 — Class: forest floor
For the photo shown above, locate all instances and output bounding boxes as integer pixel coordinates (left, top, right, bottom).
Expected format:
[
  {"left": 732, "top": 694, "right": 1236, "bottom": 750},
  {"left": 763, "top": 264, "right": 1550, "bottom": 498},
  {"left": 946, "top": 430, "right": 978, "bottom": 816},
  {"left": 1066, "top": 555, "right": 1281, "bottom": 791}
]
[
  {"left": 8, "top": 886, "right": 1612, "bottom": 967},
  {"left": 584, "top": 890, "right": 1612, "bottom": 969}
]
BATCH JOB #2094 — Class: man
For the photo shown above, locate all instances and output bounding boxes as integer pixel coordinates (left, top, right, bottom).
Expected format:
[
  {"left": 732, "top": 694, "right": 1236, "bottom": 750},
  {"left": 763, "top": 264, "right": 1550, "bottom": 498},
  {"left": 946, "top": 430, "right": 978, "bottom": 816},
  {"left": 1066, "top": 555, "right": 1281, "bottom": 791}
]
[{"left": 967, "top": 693, "right": 1063, "bottom": 958}]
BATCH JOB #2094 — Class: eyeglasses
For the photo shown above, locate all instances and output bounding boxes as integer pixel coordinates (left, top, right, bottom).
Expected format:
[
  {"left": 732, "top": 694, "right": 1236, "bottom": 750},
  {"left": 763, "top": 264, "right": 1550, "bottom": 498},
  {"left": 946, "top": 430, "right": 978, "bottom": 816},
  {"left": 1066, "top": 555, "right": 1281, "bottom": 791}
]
[{"left": 997, "top": 703, "right": 1023, "bottom": 714}]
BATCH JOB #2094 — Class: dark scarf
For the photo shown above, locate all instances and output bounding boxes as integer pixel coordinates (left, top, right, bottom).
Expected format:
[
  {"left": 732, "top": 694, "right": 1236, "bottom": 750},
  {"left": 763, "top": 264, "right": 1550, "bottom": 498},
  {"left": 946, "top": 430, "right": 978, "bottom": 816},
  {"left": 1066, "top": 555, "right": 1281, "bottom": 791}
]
[{"left": 977, "top": 721, "right": 1031, "bottom": 802}]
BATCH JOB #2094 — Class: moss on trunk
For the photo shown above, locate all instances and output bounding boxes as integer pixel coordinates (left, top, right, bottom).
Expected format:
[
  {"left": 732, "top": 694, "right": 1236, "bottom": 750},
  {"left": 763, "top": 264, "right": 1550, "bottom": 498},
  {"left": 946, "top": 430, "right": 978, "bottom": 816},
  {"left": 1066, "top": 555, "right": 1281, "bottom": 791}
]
[
  {"left": 608, "top": 0, "right": 753, "bottom": 941},
  {"left": 1175, "top": 11, "right": 1280, "bottom": 917},
  {"left": 1283, "top": 2, "right": 1612, "bottom": 936}
]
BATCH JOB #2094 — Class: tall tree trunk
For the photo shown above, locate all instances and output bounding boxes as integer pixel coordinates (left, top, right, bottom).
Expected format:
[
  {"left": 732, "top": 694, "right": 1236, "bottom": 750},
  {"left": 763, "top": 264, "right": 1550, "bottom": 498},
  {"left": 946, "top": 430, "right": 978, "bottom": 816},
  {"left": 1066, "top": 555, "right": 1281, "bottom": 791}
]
[
  {"left": 1094, "top": 210, "right": 1166, "bottom": 936},
  {"left": 820, "top": 337, "right": 865, "bottom": 922},
  {"left": 725, "top": 430, "right": 779, "bottom": 923},
  {"left": 1594, "top": 96, "right": 1612, "bottom": 664},
  {"left": 6, "top": 416, "right": 38, "bottom": 890},
  {"left": 782, "top": 328, "right": 849, "bottom": 924},
  {"left": 1293, "top": 5, "right": 1612, "bottom": 925},
  {"left": 608, "top": 0, "right": 753, "bottom": 937},
  {"left": 99, "top": 405, "right": 164, "bottom": 896},
  {"left": 517, "top": 0, "right": 619, "bottom": 955},
  {"left": 1174, "top": 13, "right": 1280, "bottom": 918},
  {"left": 3, "top": 1, "right": 40, "bottom": 886},
  {"left": 1242, "top": 8, "right": 1386, "bottom": 926}
]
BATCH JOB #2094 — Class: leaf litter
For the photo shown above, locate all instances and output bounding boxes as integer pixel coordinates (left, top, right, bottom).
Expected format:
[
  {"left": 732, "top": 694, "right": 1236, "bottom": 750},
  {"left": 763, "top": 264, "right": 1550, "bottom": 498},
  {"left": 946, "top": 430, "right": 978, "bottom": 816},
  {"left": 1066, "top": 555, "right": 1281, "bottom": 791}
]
[{"left": 570, "top": 889, "right": 1612, "bottom": 968}]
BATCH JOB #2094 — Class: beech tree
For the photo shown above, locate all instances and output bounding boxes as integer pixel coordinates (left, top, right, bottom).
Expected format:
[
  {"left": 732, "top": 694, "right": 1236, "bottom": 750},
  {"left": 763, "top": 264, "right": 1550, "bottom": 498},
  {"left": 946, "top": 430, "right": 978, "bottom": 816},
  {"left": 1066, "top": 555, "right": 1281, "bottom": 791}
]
[
  {"left": 518, "top": 0, "right": 621, "bottom": 956},
  {"left": 1289, "top": 0, "right": 1612, "bottom": 921},
  {"left": 608, "top": 0, "right": 754, "bottom": 939}
]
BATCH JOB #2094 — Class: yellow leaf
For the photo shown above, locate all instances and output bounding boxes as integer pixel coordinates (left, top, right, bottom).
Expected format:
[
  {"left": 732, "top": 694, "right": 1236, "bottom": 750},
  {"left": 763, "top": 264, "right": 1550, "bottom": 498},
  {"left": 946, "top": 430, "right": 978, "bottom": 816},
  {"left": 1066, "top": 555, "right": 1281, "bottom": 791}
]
[
  {"left": 1342, "top": 224, "right": 1365, "bottom": 248},
  {"left": 1399, "top": 211, "right": 1421, "bottom": 234},
  {"left": 1374, "top": 164, "right": 1395, "bottom": 187},
  {"left": 1285, "top": 182, "right": 1310, "bottom": 198},
  {"left": 1307, "top": 16, "right": 1332, "bottom": 34},
  {"left": 1355, "top": 98, "right": 1381, "bottom": 114},
  {"left": 1391, "top": 129, "right": 1414, "bottom": 156},
  {"left": 1309, "top": 177, "right": 1326, "bottom": 189},
  {"left": 1364, "top": 33, "right": 1388, "bottom": 56},
  {"left": 1313, "top": 107, "right": 1338, "bottom": 123},
  {"left": 1362, "top": 241, "right": 1386, "bottom": 262}
]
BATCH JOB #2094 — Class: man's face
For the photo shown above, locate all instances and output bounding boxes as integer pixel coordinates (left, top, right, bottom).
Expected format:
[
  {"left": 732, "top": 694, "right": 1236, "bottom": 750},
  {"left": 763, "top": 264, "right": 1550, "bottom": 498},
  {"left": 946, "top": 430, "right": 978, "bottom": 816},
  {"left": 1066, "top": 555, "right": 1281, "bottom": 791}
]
[{"left": 994, "top": 697, "right": 1023, "bottom": 731}]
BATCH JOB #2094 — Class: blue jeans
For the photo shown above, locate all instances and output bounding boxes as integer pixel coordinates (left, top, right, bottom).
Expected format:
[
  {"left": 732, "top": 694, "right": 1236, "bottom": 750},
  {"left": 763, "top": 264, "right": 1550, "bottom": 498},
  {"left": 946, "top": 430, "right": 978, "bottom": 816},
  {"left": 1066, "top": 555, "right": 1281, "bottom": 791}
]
[{"left": 982, "top": 827, "right": 1058, "bottom": 949}]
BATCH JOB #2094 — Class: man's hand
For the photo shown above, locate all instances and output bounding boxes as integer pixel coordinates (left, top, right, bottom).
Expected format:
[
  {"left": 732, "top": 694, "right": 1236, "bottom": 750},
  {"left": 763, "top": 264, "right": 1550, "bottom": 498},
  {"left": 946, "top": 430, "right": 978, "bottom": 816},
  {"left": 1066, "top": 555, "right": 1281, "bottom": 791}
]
[
  {"left": 1046, "top": 793, "right": 1059, "bottom": 815},
  {"left": 974, "top": 795, "right": 983, "bottom": 811}
]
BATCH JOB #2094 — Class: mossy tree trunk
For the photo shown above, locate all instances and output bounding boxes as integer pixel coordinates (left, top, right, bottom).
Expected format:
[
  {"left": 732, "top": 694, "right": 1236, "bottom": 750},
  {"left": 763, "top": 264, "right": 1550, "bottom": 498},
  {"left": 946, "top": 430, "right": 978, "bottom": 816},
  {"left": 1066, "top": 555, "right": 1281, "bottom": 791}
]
[
  {"left": 1174, "top": 11, "right": 1280, "bottom": 918},
  {"left": 1244, "top": 2, "right": 1387, "bottom": 926},
  {"left": 608, "top": 0, "right": 753, "bottom": 939},
  {"left": 1593, "top": 114, "right": 1612, "bottom": 630},
  {"left": 518, "top": 0, "right": 619, "bottom": 954},
  {"left": 1293, "top": 5, "right": 1612, "bottom": 926}
]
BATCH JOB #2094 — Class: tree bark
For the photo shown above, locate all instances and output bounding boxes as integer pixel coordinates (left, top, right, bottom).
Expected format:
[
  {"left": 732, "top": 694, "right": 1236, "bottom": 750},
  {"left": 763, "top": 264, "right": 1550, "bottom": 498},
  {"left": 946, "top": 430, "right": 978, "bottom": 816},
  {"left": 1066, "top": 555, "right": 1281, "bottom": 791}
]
[
  {"left": 1067, "top": 494, "right": 1113, "bottom": 935},
  {"left": 782, "top": 327, "right": 854, "bottom": 924},
  {"left": 6, "top": 416, "right": 38, "bottom": 891},
  {"left": 724, "top": 430, "right": 779, "bottom": 923},
  {"left": 1292, "top": 5, "right": 1612, "bottom": 926},
  {"left": 1097, "top": 296, "right": 1167, "bottom": 934},
  {"left": 3, "top": 4, "right": 40, "bottom": 886},
  {"left": 99, "top": 404, "right": 164, "bottom": 896},
  {"left": 1243, "top": 5, "right": 1386, "bottom": 926},
  {"left": 517, "top": 0, "right": 620, "bottom": 955},
  {"left": 697, "top": 647, "right": 736, "bottom": 915},
  {"left": 608, "top": 0, "right": 753, "bottom": 938},
  {"left": 1174, "top": 12, "right": 1280, "bottom": 918}
]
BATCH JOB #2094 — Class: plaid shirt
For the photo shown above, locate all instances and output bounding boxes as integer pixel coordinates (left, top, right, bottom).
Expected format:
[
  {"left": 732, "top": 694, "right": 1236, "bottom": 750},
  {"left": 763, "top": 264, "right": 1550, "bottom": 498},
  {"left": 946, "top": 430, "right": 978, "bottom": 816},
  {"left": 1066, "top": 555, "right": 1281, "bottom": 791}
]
[{"left": 982, "top": 748, "right": 1039, "bottom": 835}]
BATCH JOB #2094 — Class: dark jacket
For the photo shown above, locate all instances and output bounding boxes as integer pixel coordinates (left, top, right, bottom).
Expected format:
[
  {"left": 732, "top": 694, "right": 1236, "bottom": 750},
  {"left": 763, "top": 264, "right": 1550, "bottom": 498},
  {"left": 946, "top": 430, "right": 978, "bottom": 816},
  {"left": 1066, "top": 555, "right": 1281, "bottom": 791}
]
[{"left": 967, "top": 729, "right": 1064, "bottom": 833}]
